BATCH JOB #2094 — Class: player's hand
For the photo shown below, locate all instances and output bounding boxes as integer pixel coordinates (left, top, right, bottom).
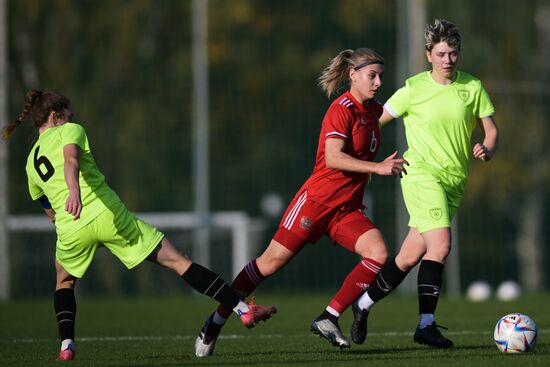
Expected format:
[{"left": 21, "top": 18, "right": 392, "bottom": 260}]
[
  {"left": 375, "top": 151, "right": 408, "bottom": 177},
  {"left": 473, "top": 143, "right": 491, "bottom": 162},
  {"left": 66, "top": 190, "right": 82, "bottom": 220}
]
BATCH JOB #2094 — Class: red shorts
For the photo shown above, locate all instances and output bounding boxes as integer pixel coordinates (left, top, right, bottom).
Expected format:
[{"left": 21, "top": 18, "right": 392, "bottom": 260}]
[{"left": 273, "top": 190, "right": 377, "bottom": 253}]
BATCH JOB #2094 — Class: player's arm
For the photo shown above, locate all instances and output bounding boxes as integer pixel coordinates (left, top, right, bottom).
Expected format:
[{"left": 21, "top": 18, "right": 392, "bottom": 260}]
[
  {"left": 38, "top": 195, "right": 56, "bottom": 223},
  {"left": 325, "top": 138, "right": 406, "bottom": 176},
  {"left": 63, "top": 144, "right": 82, "bottom": 220},
  {"left": 379, "top": 108, "right": 395, "bottom": 128},
  {"left": 44, "top": 208, "right": 56, "bottom": 222},
  {"left": 473, "top": 116, "right": 499, "bottom": 161},
  {"left": 380, "top": 84, "right": 409, "bottom": 128}
]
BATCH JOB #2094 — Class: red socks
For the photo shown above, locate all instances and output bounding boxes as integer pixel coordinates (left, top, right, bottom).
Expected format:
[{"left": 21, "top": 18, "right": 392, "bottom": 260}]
[
  {"left": 328, "top": 258, "right": 382, "bottom": 314},
  {"left": 216, "top": 259, "right": 266, "bottom": 318}
]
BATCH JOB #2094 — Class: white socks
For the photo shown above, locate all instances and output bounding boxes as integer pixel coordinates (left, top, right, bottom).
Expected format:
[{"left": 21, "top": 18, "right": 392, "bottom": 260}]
[
  {"left": 326, "top": 306, "right": 340, "bottom": 317},
  {"left": 357, "top": 292, "right": 376, "bottom": 312},
  {"left": 211, "top": 300, "right": 250, "bottom": 326},
  {"left": 60, "top": 339, "right": 75, "bottom": 351},
  {"left": 233, "top": 300, "right": 250, "bottom": 316}
]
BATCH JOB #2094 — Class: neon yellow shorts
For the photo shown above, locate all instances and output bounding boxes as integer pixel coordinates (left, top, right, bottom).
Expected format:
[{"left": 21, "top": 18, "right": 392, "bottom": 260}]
[
  {"left": 401, "top": 176, "right": 465, "bottom": 234},
  {"left": 56, "top": 201, "right": 164, "bottom": 278}
]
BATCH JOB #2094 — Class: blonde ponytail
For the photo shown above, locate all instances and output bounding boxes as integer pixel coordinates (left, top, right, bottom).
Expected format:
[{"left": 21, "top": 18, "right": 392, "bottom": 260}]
[
  {"left": 318, "top": 49, "right": 354, "bottom": 98},
  {"left": 318, "top": 48, "right": 384, "bottom": 98}
]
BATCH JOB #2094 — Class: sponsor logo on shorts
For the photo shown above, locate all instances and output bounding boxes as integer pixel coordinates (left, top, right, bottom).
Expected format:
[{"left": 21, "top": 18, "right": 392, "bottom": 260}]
[
  {"left": 458, "top": 89, "right": 470, "bottom": 102},
  {"left": 429, "top": 208, "right": 442, "bottom": 220},
  {"left": 300, "top": 216, "right": 314, "bottom": 231},
  {"left": 356, "top": 282, "right": 369, "bottom": 290}
]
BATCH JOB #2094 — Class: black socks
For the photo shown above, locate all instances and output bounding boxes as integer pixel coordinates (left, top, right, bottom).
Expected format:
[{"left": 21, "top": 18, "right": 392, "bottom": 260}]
[
  {"left": 417, "top": 259, "right": 444, "bottom": 314},
  {"left": 367, "top": 258, "right": 409, "bottom": 302},
  {"left": 182, "top": 262, "right": 241, "bottom": 309},
  {"left": 54, "top": 288, "right": 76, "bottom": 341}
]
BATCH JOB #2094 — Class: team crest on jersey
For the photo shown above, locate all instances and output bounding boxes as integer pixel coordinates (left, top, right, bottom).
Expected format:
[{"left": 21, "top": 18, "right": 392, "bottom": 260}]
[
  {"left": 458, "top": 89, "right": 470, "bottom": 102},
  {"left": 360, "top": 116, "right": 367, "bottom": 125},
  {"left": 300, "top": 216, "right": 314, "bottom": 231},
  {"left": 429, "top": 208, "right": 442, "bottom": 220}
]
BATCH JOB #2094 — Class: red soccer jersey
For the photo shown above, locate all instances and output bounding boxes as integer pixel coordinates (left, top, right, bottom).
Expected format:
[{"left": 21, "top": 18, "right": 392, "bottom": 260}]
[{"left": 298, "top": 91, "right": 382, "bottom": 209}]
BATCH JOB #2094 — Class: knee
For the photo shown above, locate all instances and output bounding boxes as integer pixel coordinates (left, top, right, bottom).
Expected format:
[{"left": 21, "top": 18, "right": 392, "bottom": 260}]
[
  {"left": 256, "top": 240, "right": 295, "bottom": 276},
  {"left": 395, "top": 252, "right": 423, "bottom": 271},
  {"left": 164, "top": 254, "right": 192, "bottom": 275},
  {"left": 426, "top": 242, "right": 452, "bottom": 263},
  {"left": 152, "top": 239, "right": 192, "bottom": 275},
  {"left": 356, "top": 241, "right": 388, "bottom": 265},
  {"left": 256, "top": 255, "right": 285, "bottom": 277}
]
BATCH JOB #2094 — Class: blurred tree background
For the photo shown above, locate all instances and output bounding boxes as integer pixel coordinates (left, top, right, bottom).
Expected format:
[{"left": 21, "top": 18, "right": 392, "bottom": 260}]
[{"left": 4, "top": 0, "right": 549, "bottom": 298}]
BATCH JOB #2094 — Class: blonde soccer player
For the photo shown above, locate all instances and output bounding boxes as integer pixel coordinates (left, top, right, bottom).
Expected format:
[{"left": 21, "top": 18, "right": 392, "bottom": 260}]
[
  {"left": 351, "top": 19, "right": 499, "bottom": 348},
  {"left": 194, "top": 48, "right": 407, "bottom": 356}
]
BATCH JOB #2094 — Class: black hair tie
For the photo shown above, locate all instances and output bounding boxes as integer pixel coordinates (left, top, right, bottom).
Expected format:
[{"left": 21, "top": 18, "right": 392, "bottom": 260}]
[{"left": 32, "top": 90, "right": 43, "bottom": 103}]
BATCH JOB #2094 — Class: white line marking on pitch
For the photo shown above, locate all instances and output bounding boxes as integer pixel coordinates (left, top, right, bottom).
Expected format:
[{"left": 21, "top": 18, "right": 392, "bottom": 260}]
[{"left": 8, "top": 329, "right": 549, "bottom": 344}]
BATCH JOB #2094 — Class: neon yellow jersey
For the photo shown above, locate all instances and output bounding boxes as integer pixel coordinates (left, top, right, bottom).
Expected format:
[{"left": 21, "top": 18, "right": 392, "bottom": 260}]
[
  {"left": 26, "top": 123, "right": 121, "bottom": 240},
  {"left": 385, "top": 70, "right": 494, "bottom": 183}
]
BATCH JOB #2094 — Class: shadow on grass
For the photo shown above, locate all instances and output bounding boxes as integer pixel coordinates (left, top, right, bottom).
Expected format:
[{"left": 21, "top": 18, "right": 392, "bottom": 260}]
[{"left": 63, "top": 342, "right": 550, "bottom": 367}]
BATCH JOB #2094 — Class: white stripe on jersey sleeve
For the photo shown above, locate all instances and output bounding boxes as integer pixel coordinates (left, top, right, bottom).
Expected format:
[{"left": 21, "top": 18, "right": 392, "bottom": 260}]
[
  {"left": 383, "top": 103, "right": 400, "bottom": 118},
  {"left": 326, "top": 131, "right": 348, "bottom": 139}
]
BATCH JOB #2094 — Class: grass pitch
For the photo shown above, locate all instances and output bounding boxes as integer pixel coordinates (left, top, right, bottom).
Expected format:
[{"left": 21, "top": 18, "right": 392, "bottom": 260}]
[{"left": 1, "top": 293, "right": 548, "bottom": 366}]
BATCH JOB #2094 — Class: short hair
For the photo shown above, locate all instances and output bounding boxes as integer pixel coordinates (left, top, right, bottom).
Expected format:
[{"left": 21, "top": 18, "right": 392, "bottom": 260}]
[{"left": 424, "top": 19, "right": 461, "bottom": 52}]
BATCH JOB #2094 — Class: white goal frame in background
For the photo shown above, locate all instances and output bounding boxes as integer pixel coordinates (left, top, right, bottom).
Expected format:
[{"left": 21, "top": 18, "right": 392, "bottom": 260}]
[{"left": 5, "top": 211, "right": 259, "bottom": 298}]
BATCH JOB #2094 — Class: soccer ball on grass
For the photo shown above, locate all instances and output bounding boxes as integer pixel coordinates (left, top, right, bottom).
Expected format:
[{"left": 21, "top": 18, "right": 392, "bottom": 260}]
[{"left": 494, "top": 313, "right": 537, "bottom": 353}]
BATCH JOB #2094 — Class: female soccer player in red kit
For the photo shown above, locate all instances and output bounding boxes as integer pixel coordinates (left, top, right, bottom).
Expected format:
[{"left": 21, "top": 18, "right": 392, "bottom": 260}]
[{"left": 195, "top": 48, "right": 407, "bottom": 356}]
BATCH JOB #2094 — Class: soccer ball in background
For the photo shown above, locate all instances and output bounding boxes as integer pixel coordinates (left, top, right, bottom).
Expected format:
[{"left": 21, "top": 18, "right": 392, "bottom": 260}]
[
  {"left": 466, "top": 280, "right": 492, "bottom": 302},
  {"left": 494, "top": 313, "right": 538, "bottom": 353},
  {"left": 496, "top": 280, "right": 522, "bottom": 301}
]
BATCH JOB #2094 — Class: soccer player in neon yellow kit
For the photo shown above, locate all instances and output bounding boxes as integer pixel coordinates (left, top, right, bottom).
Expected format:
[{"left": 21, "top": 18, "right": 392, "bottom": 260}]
[
  {"left": 350, "top": 19, "right": 499, "bottom": 348},
  {"left": 2, "top": 90, "right": 276, "bottom": 361}
]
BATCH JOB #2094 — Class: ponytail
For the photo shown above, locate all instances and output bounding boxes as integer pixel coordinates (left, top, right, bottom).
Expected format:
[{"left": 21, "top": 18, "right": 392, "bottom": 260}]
[
  {"left": 2, "top": 119, "right": 21, "bottom": 140},
  {"left": 318, "top": 48, "right": 385, "bottom": 98},
  {"left": 318, "top": 49, "right": 354, "bottom": 98},
  {"left": 2, "top": 89, "right": 43, "bottom": 140}
]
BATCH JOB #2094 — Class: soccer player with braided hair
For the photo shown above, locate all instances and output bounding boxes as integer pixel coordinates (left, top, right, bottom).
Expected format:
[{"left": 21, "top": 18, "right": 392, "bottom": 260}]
[
  {"left": 350, "top": 19, "right": 499, "bottom": 348},
  {"left": 3, "top": 90, "right": 276, "bottom": 361}
]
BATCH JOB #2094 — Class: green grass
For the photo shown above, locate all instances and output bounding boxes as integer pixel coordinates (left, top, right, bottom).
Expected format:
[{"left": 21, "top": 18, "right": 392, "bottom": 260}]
[{"left": 0, "top": 293, "right": 548, "bottom": 366}]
